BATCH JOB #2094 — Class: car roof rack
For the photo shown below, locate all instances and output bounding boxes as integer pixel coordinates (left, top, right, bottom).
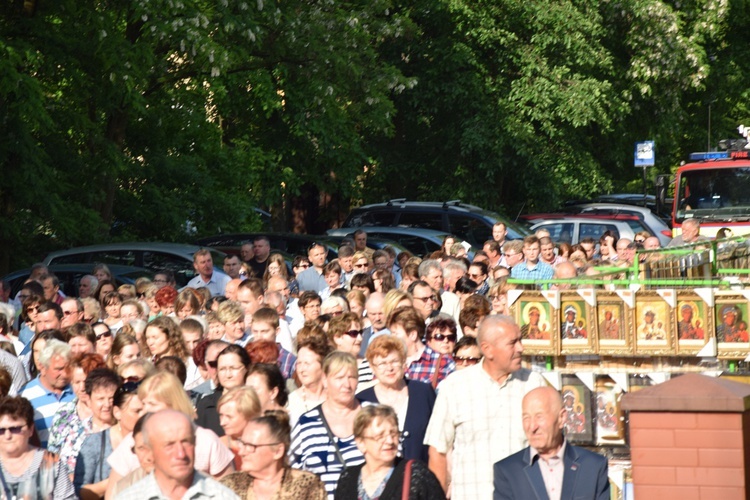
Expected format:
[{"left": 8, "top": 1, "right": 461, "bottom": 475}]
[
  {"left": 386, "top": 198, "right": 407, "bottom": 206},
  {"left": 443, "top": 199, "right": 462, "bottom": 208}
]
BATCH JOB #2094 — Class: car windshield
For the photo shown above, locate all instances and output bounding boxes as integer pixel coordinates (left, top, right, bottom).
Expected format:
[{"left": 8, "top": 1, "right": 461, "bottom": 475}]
[{"left": 676, "top": 167, "right": 750, "bottom": 223}]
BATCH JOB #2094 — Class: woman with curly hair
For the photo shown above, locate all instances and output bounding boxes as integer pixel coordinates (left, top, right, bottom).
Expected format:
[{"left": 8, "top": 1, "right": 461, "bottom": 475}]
[{"left": 141, "top": 316, "right": 188, "bottom": 363}]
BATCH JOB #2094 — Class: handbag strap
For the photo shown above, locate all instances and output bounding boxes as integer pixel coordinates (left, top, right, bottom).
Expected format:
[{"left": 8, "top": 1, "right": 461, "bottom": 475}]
[
  {"left": 431, "top": 354, "right": 443, "bottom": 389},
  {"left": 401, "top": 459, "right": 413, "bottom": 500},
  {"left": 318, "top": 409, "right": 347, "bottom": 467}
]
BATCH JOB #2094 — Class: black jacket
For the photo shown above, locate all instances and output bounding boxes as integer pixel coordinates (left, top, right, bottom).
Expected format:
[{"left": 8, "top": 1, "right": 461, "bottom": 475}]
[{"left": 334, "top": 458, "right": 445, "bottom": 500}]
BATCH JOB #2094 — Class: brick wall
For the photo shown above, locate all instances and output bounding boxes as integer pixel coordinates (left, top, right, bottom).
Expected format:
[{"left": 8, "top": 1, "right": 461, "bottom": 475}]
[{"left": 629, "top": 411, "right": 749, "bottom": 500}]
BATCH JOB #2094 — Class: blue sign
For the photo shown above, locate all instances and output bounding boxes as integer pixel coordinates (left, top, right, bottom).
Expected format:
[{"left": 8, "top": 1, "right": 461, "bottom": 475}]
[{"left": 634, "top": 141, "right": 655, "bottom": 167}]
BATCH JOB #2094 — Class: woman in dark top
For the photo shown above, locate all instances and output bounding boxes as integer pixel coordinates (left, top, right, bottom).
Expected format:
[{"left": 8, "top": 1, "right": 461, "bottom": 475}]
[
  {"left": 196, "top": 344, "right": 250, "bottom": 436},
  {"left": 356, "top": 336, "right": 435, "bottom": 462},
  {"left": 334, "top": 405, "right": 444, "bottom": 500}
]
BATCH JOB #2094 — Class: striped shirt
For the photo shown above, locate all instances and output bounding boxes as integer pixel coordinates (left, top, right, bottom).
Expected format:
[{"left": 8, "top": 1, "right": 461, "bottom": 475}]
[
  {"left": 289, "top": 406, "right": 369, "bottom": 499},
  {"left": 20, "top": 378, "right": 75, "bottom": 448}
]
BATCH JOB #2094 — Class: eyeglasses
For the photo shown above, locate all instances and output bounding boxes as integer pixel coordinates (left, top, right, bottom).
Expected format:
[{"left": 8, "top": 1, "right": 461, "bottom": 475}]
[
  {"left": 454, "top": 356, "right": 481, "bottom": 366},
  {"left": 0, "top": 425, "right": 26, "bottom": 436},
  {"left": 329, "top": 310, "right": 344, "bottom": 317},
  {"left": 362, "top": 430, "right": 402, "bottom": 443},
  {"left": 25, "top": 306, "right": 38, "bottom": 314},
  {"left": 634, "top": 238, "right": 645, "bottom": 243},
  {"left": 488, "top": 295, "right": 503, "bottom": 301},
  {"left": 96, "top": 331, "right": 113, "bottom": 340},
  {"left": 63, "top": 310, "right": 81, "bottom": 316},
  {"left": 219, "top": 365, "right": 246, "bottom": 374},
  {"left": 206, "top": 360, "right": 218, "bottom": 369},
  {"left": 343, "top": 329, "right": 363, "bottom": 338},
  {"left": 295, "top": 264, "right": 310, "bottom": 270},
  {"left": 468, "top": 273, "right": 484, "bottom": 280},
  {"left": 235, "top": 439, "right": 281, "bottom": 452},
  {"left": 353, "top": 263, "right": 368, "bottom": 269},
  {"left": 373, "top": 359, "right": 403, "bottom": 370},
  {"left": 304, "top": 303, "right": 321, "bottom": 310},
  {"left": 430, "top": 333, "right": 457, "bottom": 343},
  {"left": 413, "top": 295, "right": 436, "bottom": 303},
  {"left": 153, "top": 279, "right": 168, "bottom": 284}
]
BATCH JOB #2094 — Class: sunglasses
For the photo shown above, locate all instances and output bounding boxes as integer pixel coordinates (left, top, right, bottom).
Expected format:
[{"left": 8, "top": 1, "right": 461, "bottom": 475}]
[
  {"left": 343, "top": 329, "right": 363, "bottom": 338},
  {"left": 431, "top": 333, "right": 457, "bottom": 342},
  {"left": 413, "top": 295, "right": 436, "bottom": 304},
  {"left": 454, "top": 356, "right": 481, "bottom": 365},
  {"left": 118, "top": 380, "right": 142, "bottom": 395},
  {"left": 96, "top": 331, "right": 113, "bottom": 340},
  {"left": 207, "top": 360, "right": 218, "bottom": 369},
  {"left": 0, "top": 425, "right": 26, "bottom": 435}
]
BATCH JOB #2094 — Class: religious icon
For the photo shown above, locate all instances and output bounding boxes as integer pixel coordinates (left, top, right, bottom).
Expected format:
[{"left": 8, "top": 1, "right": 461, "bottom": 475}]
[
  {"left": 512, "top": 292, "right": 557, "bottom": 355},
  {"left": 561, "top": 375, "right": 594, "bottom": 444}
]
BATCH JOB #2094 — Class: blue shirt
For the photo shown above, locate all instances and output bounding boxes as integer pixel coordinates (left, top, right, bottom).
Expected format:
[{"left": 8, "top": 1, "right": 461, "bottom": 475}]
[
  {"left": 510, "top": 260, "right": 554, "bottom": 281},
  {"left": 296, "top": 267, "right": 327, "bottom": 293},
  {"left": 185, "top": 271, "right": 231, "bottom": 297},
  {"left": 20, "top": 377, "right": 75, "bottom": 448}
]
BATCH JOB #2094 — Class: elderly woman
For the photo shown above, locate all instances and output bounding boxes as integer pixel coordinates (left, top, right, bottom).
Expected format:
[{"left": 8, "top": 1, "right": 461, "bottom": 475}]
[
  {"left": 334, "top": 405, "right": 445, "bottom": 500},
  {"left": 197, "top": 344, "right": 251, "bottom": 436},
  {"left": 218, "top": 386, "right": 262, "bottom": 469},
  {"left": 0, "top": 397, "right": 76, "bottom": 499},
  {"left": 74, "top": 376, "right": 145, "bottom": 496},
  {"left": 141, "top": 315, "right": 188, "bottom": 363},
  {"left": 246, "top": 363, "right": 289, "bottom": 412},
  {"left": 222, "top": 410, "right": 326, "bottom": 499},
  {"left": 217, "top": 300, "right": 248, "bottom": 346},
  {"left": 425, "top": 317, "right": 458, "bottom": 357},
  {"left": 357, "top": 336, "right": 435, "bottom": 461},
  {"left": 104, "top": 371, "right": 235, "bottom": 497},
  {"left": 290, "top": 352, "right": 367, "bottom": 498},
  {"left": 287, "top": 333, "right": 331, "bottom": 427},
  {"left": 67, "top": 323, "right": 97, "bottom": 356}
]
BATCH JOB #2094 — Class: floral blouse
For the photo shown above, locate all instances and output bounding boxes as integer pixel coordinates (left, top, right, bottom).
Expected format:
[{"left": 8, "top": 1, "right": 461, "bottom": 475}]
[{"left": 47, "top": 400, "right": 92, "bottom": 474}]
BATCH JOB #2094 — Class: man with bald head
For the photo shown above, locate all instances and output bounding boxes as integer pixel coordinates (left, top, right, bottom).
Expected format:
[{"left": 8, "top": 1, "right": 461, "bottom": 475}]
[
  {"left": 116, "top": 410, "right": 238, "bottom": 499},
  {"left": 493, "top": 387, "right": 610, "bottom": 500},
  {"left": 224, "top": 279, "right": 241, "bottom": 301},
  {"left": 551, "top": 262, "right": 577, "bottom": 290},
  {"left": 424, "top": 315, "right": 546, "bottom": 499}
]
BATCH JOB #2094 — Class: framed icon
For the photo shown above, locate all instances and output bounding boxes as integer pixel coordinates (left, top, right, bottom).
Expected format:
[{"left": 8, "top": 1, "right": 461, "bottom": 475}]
[
  {"left": 512, "top": 292, "right": 557, "bottom": 355},
  {"left": 715, "top": 294, "right": 750, "bottom": 358},
  {"left": 633, "top": 292, "right": 675, "bottom": 355},
  {"left": 560, "top": 293, "right": 596, "bottom": 354},
  {"left": 561, "top": 375, "right": 594, "bottom": 445},
  {"left": 675, "top": 292, "right": 713, "bottom": 355},
  {"left": 596, "top": 292, "right": 632, "bottom": 355},
  {"left": 594, "top": 376, "right": 625, "bottom": 446}
]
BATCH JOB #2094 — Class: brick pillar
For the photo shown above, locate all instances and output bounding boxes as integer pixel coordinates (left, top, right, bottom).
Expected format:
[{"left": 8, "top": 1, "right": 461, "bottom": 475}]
[{"left": 622, "top": 373, "right": 750, "bottom": 500}]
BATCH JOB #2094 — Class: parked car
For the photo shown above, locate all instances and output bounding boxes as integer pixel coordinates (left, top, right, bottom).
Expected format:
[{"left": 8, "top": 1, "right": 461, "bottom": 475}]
[
  {"left": 195, "top": 233, "right": 340, "bottom": 263},
  {"left": 528, "top": 216, "right": 642, "bottom": 244},
  {"left": 327, "top": 226, "right": 471, "bottom": 258},
  {"left": 3, "top": 264, "right": 153, "bottom": 298},
  {"left": 43, "top": 243, "right": 226, "bottom": 288},
  {"left": 341, "top": 199, "right": 530, "bottom": 248},
  {"left": 556, "top": 203, "right": 672, "bottom": 247},
  {"left": 564, "top": 194, "right": 673, "bottom": 225}
]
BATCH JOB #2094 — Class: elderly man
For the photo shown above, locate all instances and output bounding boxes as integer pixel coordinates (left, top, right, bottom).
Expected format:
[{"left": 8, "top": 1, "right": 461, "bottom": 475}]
[
  {"left": 493, "top": 387, "right": 610, "bottom": 500},
  {"left": 78, "top": 275, "right": 98, "bottom": 299},
  {"left": 115, "top": 410, "right": 239, "bottom": 500},
  {"left": 20, "top": 339, "right": 75, "bottom": 447},
  {"left": 360, "top": 292, "right": 388, "bottom": 355},
  {"left": 419, "top": 259, "right": 460, "bottom": 321},
  {"left": 614, "top": 238, "right": 636, "bottom": 264},
  {"left": 353, "top": 229, "right": 374, "bottom": 259},
  {"left": 40, "top": 273, "right": 65, "bottom": 304},
  {"left": 500, "top": 240, "right": 524, "bottom": 270},
  {"left": 186, "top": 249, "right": 231, "bottom": 297},
  {"left": 424, "top": 315, "right": 546, "bottom": 499},
  {"left": 60, "top": 297, "right": 84, "bottom": 328},
  {"left": 668, "top": 218, "right": 709, "bottom": 247}
]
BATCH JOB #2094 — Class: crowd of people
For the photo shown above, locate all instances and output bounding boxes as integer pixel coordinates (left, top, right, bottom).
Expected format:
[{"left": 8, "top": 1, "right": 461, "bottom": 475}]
[{"left": 0, "top": 225, "right": 617, "bottom": 499}]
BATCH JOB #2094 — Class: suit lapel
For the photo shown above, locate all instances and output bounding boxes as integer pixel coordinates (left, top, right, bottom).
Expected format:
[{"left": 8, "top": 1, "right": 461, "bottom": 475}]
[
  {"left": 523, "top": 448, "right": 550, "bottom": 500},
  {"left": 560, "top": 443, "right": 580, "bottom": 500}
]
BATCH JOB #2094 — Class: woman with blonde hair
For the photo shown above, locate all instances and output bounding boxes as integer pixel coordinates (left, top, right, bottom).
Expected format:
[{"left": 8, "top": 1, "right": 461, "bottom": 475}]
[
  {"left": 351, "top": 251, "right": 372, "bottom": 274},
  {"left": 175, "top": 288, "right": 202, "bottom": 320},
  {"left": 218, "top": 386, "right": 262, "bottom": 469},
  {"left": 104, "top": 372, "right": 236, "bottom": 497},
  {"left": 346, "top": 290, "right": 367, "bottom": 318},
  {"left": 382, "top": 289, "right": 413, "bottom": 323},
  {"left": 487, "top": 281, "right": 517, "bottom": 316}
]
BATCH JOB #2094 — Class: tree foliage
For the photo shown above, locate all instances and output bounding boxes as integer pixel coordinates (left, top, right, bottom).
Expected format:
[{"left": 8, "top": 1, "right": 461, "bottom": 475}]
[{"left": 0, "top": 0, "right": 746, "bottom": 272}]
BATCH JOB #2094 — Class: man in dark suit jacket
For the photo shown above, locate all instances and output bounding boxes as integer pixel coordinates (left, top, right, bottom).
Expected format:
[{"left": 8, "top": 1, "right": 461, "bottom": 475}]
[{"left": 493, "top": 387, "right": 610, "bottom": 500}]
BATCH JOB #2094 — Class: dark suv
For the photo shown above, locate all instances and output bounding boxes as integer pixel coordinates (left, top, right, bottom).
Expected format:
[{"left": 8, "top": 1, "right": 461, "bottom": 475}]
[{"left": 342, "top": 200, "right": 529, "bottom": 248}]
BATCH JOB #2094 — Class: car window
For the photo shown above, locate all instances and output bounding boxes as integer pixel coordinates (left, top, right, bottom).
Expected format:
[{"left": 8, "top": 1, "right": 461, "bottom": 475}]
[
  {"left": 448, "top": 216, "right": 491, "bottom": 248},
  {"left": 142, "top": 252, "right": 195, "bottom": 287},
  {"left": 366, "top": 233, "right": 440, "bottom": 257},
  {"left": 347, "top": 211, "right": 396, "bottom": 227},
  {"left": 87, "top": 251, "right": 138, "bottom": 267},
  {"left": 396, "top": 213, "right": 444, "bottom": 231},
  {"left": 581, "top": 223, "right": 620, "bottom": 240},
  {"left": 537, "top": 223, "right": 574, "bottom": 243},
  {"left": 624, "top": 220, "right": 651, "bottom": 234},
  {"left": 48, "top": 253, "right": 95, "bottom": 265}
]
